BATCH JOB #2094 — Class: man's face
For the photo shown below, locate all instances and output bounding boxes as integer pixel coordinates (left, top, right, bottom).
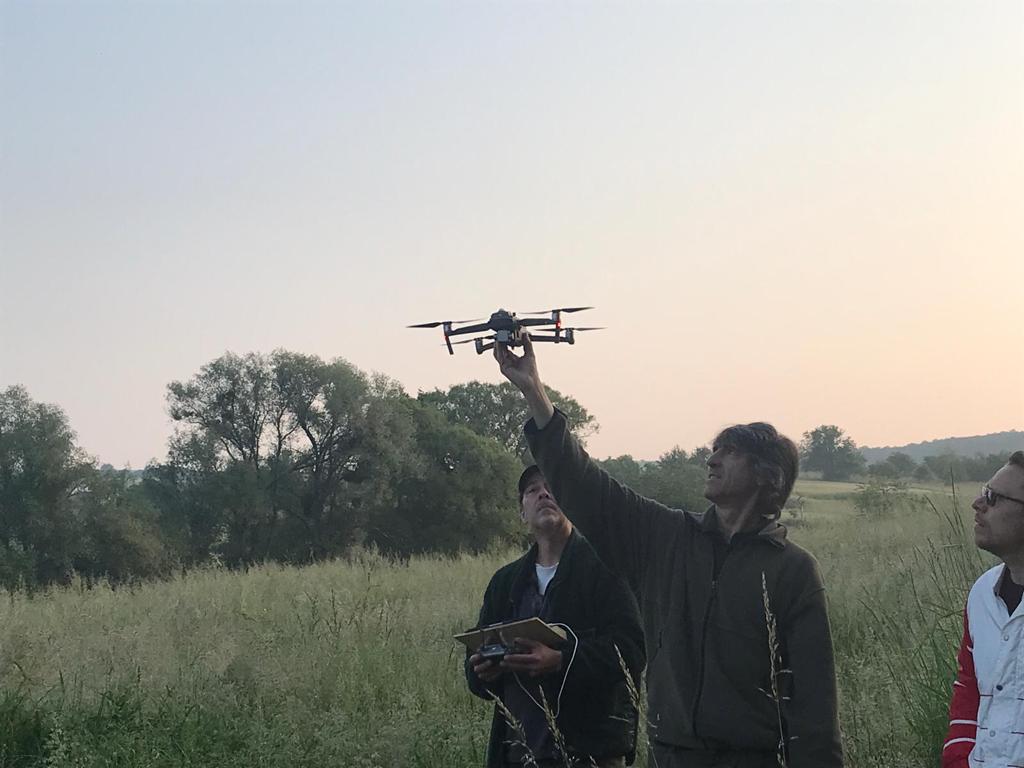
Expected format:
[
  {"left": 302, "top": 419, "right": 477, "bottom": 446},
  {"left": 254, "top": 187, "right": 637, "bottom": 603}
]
[
  {"left": 704, "top": 443, "right": 760, "bottom": 506},
  {"left": 972, "top": 464, "right": 1024, "bottom": 558},
  {"left": 520, "top": 475, "right": 568, "bottom": 534}
]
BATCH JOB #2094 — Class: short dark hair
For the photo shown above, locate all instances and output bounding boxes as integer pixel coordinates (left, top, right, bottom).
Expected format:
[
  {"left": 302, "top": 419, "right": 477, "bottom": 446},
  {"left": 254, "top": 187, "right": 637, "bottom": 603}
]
[
  {"left": 518, "top": 465, "right": 544, "bottom": 504},
  {"left": 1008, "top": 451, "right": 1024, "bottom": 470},
  {"left": 713, "top": 422, "right": 799, "bottom": 521}
]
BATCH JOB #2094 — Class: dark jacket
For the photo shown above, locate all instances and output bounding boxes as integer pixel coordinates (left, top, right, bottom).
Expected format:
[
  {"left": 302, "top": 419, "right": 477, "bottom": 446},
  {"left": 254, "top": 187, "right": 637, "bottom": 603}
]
[
  {"left": 466, "top": 529, "right": 646, "bottom": 766},
  {"left": 526, "top": 411, "right": 843, "bottom": 768}
]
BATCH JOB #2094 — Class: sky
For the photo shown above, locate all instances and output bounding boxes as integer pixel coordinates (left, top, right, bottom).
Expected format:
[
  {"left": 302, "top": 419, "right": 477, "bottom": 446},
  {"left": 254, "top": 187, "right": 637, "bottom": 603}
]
[{"left": 2, "top": 1, "right": 1022, "bottom": 468}]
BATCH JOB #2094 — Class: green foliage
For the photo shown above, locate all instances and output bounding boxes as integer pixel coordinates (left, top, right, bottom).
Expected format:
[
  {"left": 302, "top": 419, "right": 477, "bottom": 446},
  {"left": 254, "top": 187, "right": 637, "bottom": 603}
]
[
  {"left": 0, "top": 552, "right": 497, "bottom": 767},
  {"left": 0, "top": 486, "right": 993, "bottom": 767},
  {"left": 597, "top": 455, "right": 645, "bottom": 488},
  {"left": 0, "top": 689, "right": 49, "bottom": 767},
  {"left": 148, "top": 353, "right": 526, "bottom": 569},
  {"left": 71, "top": 469, "right": 171, "bottom": 583},
  {"left": 595, "top": 446, "right": 707, "bottom": 512},
  {"left": 4, "top": 356, "right": 545, "bottom": 588},
  {"left": 855, "top": 494, "right": 989, "bottom": 766},
  {"left": 885, "top": 451, "right": 917, "bottom": 477},
  {"left": 922, "top": 452, "right": 1011, "bottom": 484},
  {"left": 157, "top": 351, "right": 418, "bottom": 566},
  {"left": 0, "top": 387, "right": 167, "bottom": 590},
  {"left": 867, "top": 451, "right": 920, "bottom": 480},
  {"left": 913, "top": 463, "right": 934, "bottom": 483},
  {"left": 0, "top": 385, "right": 89, "bottom": 586},
  {"left": 418, "top": 381, "right": 597, "bottom": 463},
  {"left": 799, "top": 425, "right": 866, "bottom": 481},
  {"left": 853, "top": 480, "right": 918, "bottom": 517},
  {"left": 866, "top": 461, "right": 897, "bottom": 480},
  {"left": 782, "top": 494, "right": 806, "bottom": 527},
  {"left": 366, "top": 404, "right": 522, "bottom": 557}
]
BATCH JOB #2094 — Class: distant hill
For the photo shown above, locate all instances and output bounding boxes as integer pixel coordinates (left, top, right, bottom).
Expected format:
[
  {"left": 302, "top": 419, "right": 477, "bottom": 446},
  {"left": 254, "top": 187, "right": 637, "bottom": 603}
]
[{"left": 861, "top": 431, "right": 1024, "bottom": 464}]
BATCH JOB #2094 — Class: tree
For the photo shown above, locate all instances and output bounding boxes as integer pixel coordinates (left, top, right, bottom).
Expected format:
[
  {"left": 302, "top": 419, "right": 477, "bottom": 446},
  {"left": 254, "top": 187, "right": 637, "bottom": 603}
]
[
  {"left": 0, "top": 386, "right": 167, "bottom": 588},
  {"left": 644, "top": 447, "right": 707, "bottom": 511},
  {"left": 867, "top": 461, "right": 898, "bottom": 480},
  {"left": 417, "top": 381, "right": 597, "bottom": 463},
  {"left": 596, "top": 455, "right": 645, "bottom": 488},
  {"left": 799, "top": 425, "right": 866, "bottom": 482},
  {"left": 886, "top": 451, "right": 918, "bottom": 477},
  {"left": 918, "top": 452, "right": 1010, "bottom": 485},
  {"left": 72, "top": 468, "right": 170, "bottom": 582},
  {"left": 365, "top": 402, "right": 522, "bottom": 557},
  {"left": 912, "top": 463, "right": 934, "bottom": 483},
  {"left": 922, "top": 453, "right": 958, "bottom": 484},
  {"left": 159, "top": 351, "right": 416, "bottom": 565},
  {"left": 0, "top": 385, "right": 89, "bottom": 585},
  {"left": 596, "top": 447, "right": 707, "bottom": 512},
  {"left": 687, "top": 445, "right": 712, "bottom": 468}
]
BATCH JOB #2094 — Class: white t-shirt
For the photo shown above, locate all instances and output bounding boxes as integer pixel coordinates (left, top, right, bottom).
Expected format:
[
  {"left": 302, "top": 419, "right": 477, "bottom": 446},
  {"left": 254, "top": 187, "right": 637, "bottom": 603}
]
[{"left": 535, "top": 562, "right": 559, "bottom": 595}]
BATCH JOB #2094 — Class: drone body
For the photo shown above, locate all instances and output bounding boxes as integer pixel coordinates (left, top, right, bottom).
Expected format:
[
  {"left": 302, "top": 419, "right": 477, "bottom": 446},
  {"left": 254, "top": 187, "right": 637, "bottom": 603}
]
[{"left": 408, "top": 307, "right": 603, "bottom": 355}]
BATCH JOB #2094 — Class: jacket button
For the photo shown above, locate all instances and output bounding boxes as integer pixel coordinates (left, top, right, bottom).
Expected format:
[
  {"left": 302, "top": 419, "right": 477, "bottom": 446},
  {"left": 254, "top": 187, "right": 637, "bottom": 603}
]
[
  {"left": 1003, "top": 634, "right": 1010, "bottom": 641},
  {"left": 989, "top": 730, "right": 996, "bottom": 737},
  {"left": 996, "top": 684, "right": 1003, "bottom": 691}
]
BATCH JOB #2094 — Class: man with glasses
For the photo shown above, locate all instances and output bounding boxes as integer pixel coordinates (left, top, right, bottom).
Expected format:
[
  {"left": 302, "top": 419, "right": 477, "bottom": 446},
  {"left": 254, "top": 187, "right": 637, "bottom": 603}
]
[
  {"left": 493, "top": 335, "right": 842, "bottom": 768},
  {"left": 943, "top": 450, "right": 1024, "bottom": 768}
]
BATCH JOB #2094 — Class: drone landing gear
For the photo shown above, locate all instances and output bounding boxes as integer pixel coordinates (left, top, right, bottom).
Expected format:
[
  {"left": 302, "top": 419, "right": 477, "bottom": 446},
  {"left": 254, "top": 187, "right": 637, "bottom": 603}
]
[{"left": 472, "top": 332, "right": 577, "bottom": 354}]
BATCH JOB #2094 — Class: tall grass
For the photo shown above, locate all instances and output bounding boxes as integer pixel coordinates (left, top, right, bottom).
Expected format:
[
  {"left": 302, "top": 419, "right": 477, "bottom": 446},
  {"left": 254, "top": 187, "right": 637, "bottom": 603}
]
[{"left": 0, "top": 482, "right": 989, "bottom": 767}]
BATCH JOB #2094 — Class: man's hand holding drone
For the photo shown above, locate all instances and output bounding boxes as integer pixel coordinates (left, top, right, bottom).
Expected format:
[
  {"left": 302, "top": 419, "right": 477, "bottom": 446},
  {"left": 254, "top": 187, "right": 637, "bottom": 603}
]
[{"left": 494, "top": 332, "right": 555, "bottom": 430}]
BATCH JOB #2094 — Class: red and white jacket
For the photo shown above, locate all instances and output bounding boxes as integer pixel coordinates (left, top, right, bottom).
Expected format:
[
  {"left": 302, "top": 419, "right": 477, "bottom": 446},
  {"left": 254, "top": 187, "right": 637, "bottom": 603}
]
[{"left": 943, "top": 564, "right": 1024, "bottom": 768}]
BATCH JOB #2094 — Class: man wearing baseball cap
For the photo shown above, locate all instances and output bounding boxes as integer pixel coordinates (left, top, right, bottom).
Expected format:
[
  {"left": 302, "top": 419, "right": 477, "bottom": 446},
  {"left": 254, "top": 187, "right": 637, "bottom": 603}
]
[{"left": 465, "top": 465, "right": 645, "bottom": 767}]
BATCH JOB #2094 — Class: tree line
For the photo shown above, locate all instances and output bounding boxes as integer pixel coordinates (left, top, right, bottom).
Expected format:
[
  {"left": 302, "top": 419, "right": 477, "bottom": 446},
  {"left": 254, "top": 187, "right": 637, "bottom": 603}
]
[
  {"left": 0, "top": 351, "right": 1013, "bottom": 589},
  {"left": 799, "top": 424, "right": 1011, "bottom": 483},
  {"left": 0, "top": 352, "right": 592, "bottom": 590}
]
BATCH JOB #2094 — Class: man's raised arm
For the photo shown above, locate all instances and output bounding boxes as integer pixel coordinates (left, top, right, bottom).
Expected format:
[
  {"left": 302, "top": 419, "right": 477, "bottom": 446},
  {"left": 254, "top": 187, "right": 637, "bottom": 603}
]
[{"left": 494, "top": 335, "right": 678, "bottom": 587}]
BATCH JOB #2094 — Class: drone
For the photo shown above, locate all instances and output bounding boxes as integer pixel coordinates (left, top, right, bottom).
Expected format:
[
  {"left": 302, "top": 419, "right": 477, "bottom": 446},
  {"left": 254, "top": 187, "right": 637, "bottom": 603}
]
[{"left": 408, "top": 307, "right": 604, "bottom": 355}]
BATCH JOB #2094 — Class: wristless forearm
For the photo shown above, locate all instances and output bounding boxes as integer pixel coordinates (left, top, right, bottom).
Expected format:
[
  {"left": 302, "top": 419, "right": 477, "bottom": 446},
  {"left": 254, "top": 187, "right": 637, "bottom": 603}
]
[{"left": 523, "top": 383, "right": 555, "bottom": 429}]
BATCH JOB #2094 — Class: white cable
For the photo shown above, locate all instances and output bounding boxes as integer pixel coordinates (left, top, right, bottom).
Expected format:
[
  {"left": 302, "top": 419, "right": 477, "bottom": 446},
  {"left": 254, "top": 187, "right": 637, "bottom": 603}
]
[{"left": 512, "top": 622, "right": 579, "bottom": 720}]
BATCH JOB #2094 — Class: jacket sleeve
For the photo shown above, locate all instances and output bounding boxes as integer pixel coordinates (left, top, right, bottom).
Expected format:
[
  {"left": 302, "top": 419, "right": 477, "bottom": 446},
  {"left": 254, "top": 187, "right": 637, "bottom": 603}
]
[
  {"left": 465, "top": 575, "right": 504, "bottom": 701},
  {"left": 780, "top": 573, "right": 843, "bottom": 768},
  {"left": 525, "top": 409, "right": 681, "bottom": 589},
  {"left": 942, "top": 608, "right": 978, "bottom": 768}
]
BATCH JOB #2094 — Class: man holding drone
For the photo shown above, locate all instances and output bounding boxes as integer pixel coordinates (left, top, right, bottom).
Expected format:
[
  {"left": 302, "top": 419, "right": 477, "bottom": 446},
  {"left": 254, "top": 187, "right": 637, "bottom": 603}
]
[
  {"left": 465, "top": 464, "right": 645, "bottom": 768},
  {"left": 492, "top": 334, "right": 843, "bottom": 768}
]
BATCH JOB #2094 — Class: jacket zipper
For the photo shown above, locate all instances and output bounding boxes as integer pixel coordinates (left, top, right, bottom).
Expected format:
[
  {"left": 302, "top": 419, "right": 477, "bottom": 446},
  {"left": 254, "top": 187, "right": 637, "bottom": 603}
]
[{"left": 691, "top": 544, "right": 732, "bottom": 738}]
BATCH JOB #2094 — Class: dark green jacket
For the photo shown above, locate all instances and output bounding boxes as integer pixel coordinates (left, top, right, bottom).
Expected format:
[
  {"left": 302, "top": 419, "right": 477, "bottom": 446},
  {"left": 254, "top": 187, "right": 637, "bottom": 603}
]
[
  {"left": 526, "top": 411, "right": 843, "bottom": 768},
  {"left": 465, "top": 529, "right": 646, "bottom": 766}
]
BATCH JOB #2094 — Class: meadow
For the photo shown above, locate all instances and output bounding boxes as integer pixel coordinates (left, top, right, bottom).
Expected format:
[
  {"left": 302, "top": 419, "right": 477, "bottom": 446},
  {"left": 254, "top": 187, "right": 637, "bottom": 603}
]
[{"left": 0, "top": 480, "right": 991, "bottom": 768}]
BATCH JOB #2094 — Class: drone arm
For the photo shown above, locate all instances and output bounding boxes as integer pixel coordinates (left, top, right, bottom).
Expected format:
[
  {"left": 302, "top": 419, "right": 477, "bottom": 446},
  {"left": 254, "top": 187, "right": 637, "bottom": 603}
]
[{"left": 448, "top": 322, "right": 492, "bottom": 337}]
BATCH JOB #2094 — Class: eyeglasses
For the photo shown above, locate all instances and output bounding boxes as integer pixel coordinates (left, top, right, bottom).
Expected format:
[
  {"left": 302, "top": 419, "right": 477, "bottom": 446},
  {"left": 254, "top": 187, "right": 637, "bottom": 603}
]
[{"left": 981, "top": 485, "right": 1024, "bottom": 507}]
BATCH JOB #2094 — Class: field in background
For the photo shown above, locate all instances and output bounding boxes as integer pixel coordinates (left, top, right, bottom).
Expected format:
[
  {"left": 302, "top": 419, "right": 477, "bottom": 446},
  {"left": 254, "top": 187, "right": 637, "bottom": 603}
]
[{"left": 0, "top": 481, "right": 991, "bottom": 767}]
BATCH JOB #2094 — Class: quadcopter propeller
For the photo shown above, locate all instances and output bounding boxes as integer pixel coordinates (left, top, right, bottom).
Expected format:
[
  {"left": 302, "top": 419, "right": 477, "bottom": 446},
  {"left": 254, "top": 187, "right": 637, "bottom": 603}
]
[
  {"left": 408, "top": 317, "right": 484, "bottom": 329},
  {"left": 563, "top": 326, "right": 605, "bottom": 332},
  {"left": 521, "top": 306, "right": 594, "bottom": 316}
]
